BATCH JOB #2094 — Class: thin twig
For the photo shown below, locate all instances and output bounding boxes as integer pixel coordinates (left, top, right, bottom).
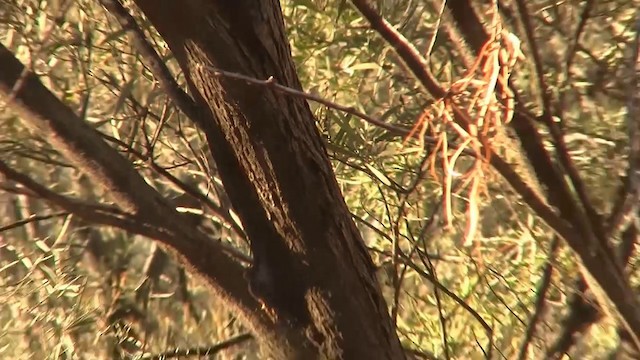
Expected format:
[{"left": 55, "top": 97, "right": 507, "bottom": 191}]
[
  {"left": 352, "top": 0, "right": 640, "bottom": 352},
  {"left": 424, "top": 0, "right": 447, "bottom": 61},
  {"left": 516, "top": 237, "right": 560, "bottom": 360},
  {"left": 0, "top": 211, "right": 69, "bottom": 233},
  {"left": 420, "top": 237, "right": 451, "bottom": 360},
  {"left": 401, "top": 251, "right": 493, "bottom": 352},
  {"left": 514, "top": 0, "right": 604, "bottom": 240},
  {"left": 139, "top": 333, "right": 253, "bottom": 360},
  {"left": 565, "top": 0, "right": 595, "bottom": 72},
  {"left": 98, "top": 0, "right": 204, "bottom": 128},
  {"left": 620, "top": 11, "right": 640, "bottom": 238},
  {"left": 353, "top": 211, "right": 492, "bottom": 339},
  {"left": 0, "top": 159, "right": 167, "bottom": 241},
  {"left": 550, "top": 12, "right": 640, "bottom": 357},
  {"left": 349, "top": 0, "right": 447, "bottom": 99},
  {"left": 204, "top": 66, "right": 437, "bottom": 144},
  {"left": 206, "top": 67, "right": 576, "bottom": 261},
  {"left": 100, "top": 132, "right": 248, "bottom": 242}
]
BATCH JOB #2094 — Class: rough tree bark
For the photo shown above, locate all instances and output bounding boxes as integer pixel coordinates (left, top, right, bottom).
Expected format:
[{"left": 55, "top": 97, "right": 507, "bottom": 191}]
[
  {"left": 0, "top": 0, "right": 407, "bottom": 359},
  {"left": 129, "top": 0, "right": 405, "bottom": 358}
]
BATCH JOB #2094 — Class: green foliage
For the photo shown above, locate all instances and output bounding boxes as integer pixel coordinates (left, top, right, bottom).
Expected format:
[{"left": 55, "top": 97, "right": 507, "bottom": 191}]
[{"left": 1, "top": 0, "right": 639, "bottom": 359}]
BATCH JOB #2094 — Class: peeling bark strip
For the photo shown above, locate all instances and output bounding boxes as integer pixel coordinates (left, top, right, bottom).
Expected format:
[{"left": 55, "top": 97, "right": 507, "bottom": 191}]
[{"left": 133, "top": 0, "right": 405, "bottom": 358}]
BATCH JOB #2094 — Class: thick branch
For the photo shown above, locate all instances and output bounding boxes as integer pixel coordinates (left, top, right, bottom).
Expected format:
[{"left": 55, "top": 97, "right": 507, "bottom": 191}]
[
  {"left": 351, "top": 0, "right": 640, "bottom": 345},
  {"left": 133, "top": 0, "right": 406, "bottom": 358},
  {"left": 0, "top": 42, "right": 302, "bottom": 359}
]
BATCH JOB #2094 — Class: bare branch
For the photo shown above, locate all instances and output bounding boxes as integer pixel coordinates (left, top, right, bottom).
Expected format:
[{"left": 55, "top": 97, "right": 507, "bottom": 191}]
[
  {"left": 550, "top": 12, "right": 640, "bottom": 356},
  {"left": 0, "top": 211, "right": 69, "bottom": 233},
  {"left": 98, "top": 0, "right": 205, "bottom": 128},
  {"left": 0, "top": 159, "right": 168, "bottom": 241},
  {"left": 351, "top": 0, "right": 640, "bottom": 348},
  {"left": 514, "top": 0, "right": 605, "bottom": 242},
  {"left": 205, "top": 61, "right": 575, "bottom": 256},
  {"left": 139, "top": 333, "right": 253, "bottom": 360},
  {"left": 349, "top": 0, "right": 446, "bottom": 99},
  {"left": 0, "top": 42, "right": 283, "bottom": 349},
  {"left": 205, "top": 66, "right": 434, "bottom": 143},
  {"left": 619, "top": 11, "right": 640, "bottom": 237},
  {"left": 517, "top": 237, "right": 560, "bottom": 360}
]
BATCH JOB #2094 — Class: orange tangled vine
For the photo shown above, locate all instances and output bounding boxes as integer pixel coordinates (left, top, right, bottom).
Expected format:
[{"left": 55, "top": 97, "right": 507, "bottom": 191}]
[{"left": 406, "top": 12, "right": 524, "bottom": 247}]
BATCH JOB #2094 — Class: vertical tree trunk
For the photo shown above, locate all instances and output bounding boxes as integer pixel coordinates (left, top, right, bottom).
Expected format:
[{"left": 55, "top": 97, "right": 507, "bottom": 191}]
[{"left": 132, "top": 1, "right": 405, "bottom": 358}]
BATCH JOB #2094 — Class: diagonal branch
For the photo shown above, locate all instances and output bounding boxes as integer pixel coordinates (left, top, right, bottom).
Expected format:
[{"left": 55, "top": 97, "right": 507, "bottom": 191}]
[
  {"left": 350, "top": 0, "right": 640, "bottom": 348},
  {"left": 619, "top": 12, "right": 640, "bottom": 237},
  {"left": 513, "top": 0, "right": 605, "bottom": 241},
  {"left": 448, "top": 0, "right": 604, "bottom": 243},
  {"left": 517, "top": 237, "right": 560, "bottom": 360},
  {"left": 549, "top": 11, "right": 640, "bottom": 358},
  {"left": 98, "top": 0, "right": 205, "bottom": 128},
  {"left": 349, "top": 0, "right": 446, "bottom": 99},
  {"left": 0, "top": 210, "right": 69, "bottom": 233},
  {"left": 208, "top": 64, "right": 574, "bottom": 256},
  {"left": 0, "top": 159, "right": 170, "bottom": 241},
  {"left": 0, "top": 42, "right": 297, "bottom": 356},
  {"left": 140, "top": 333, "right": 253, "bottom": 360}
]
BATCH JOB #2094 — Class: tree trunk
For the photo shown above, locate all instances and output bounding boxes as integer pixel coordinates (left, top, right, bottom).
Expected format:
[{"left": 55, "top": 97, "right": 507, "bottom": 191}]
[{"left": 133, "top": 1, "right": 405, "bottom": 358}]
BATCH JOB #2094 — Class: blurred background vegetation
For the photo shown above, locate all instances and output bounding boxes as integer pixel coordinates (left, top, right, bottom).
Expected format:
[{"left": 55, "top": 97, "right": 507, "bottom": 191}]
[{"left": 1, "top": 0, "right": 639, "bottom": 359}]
